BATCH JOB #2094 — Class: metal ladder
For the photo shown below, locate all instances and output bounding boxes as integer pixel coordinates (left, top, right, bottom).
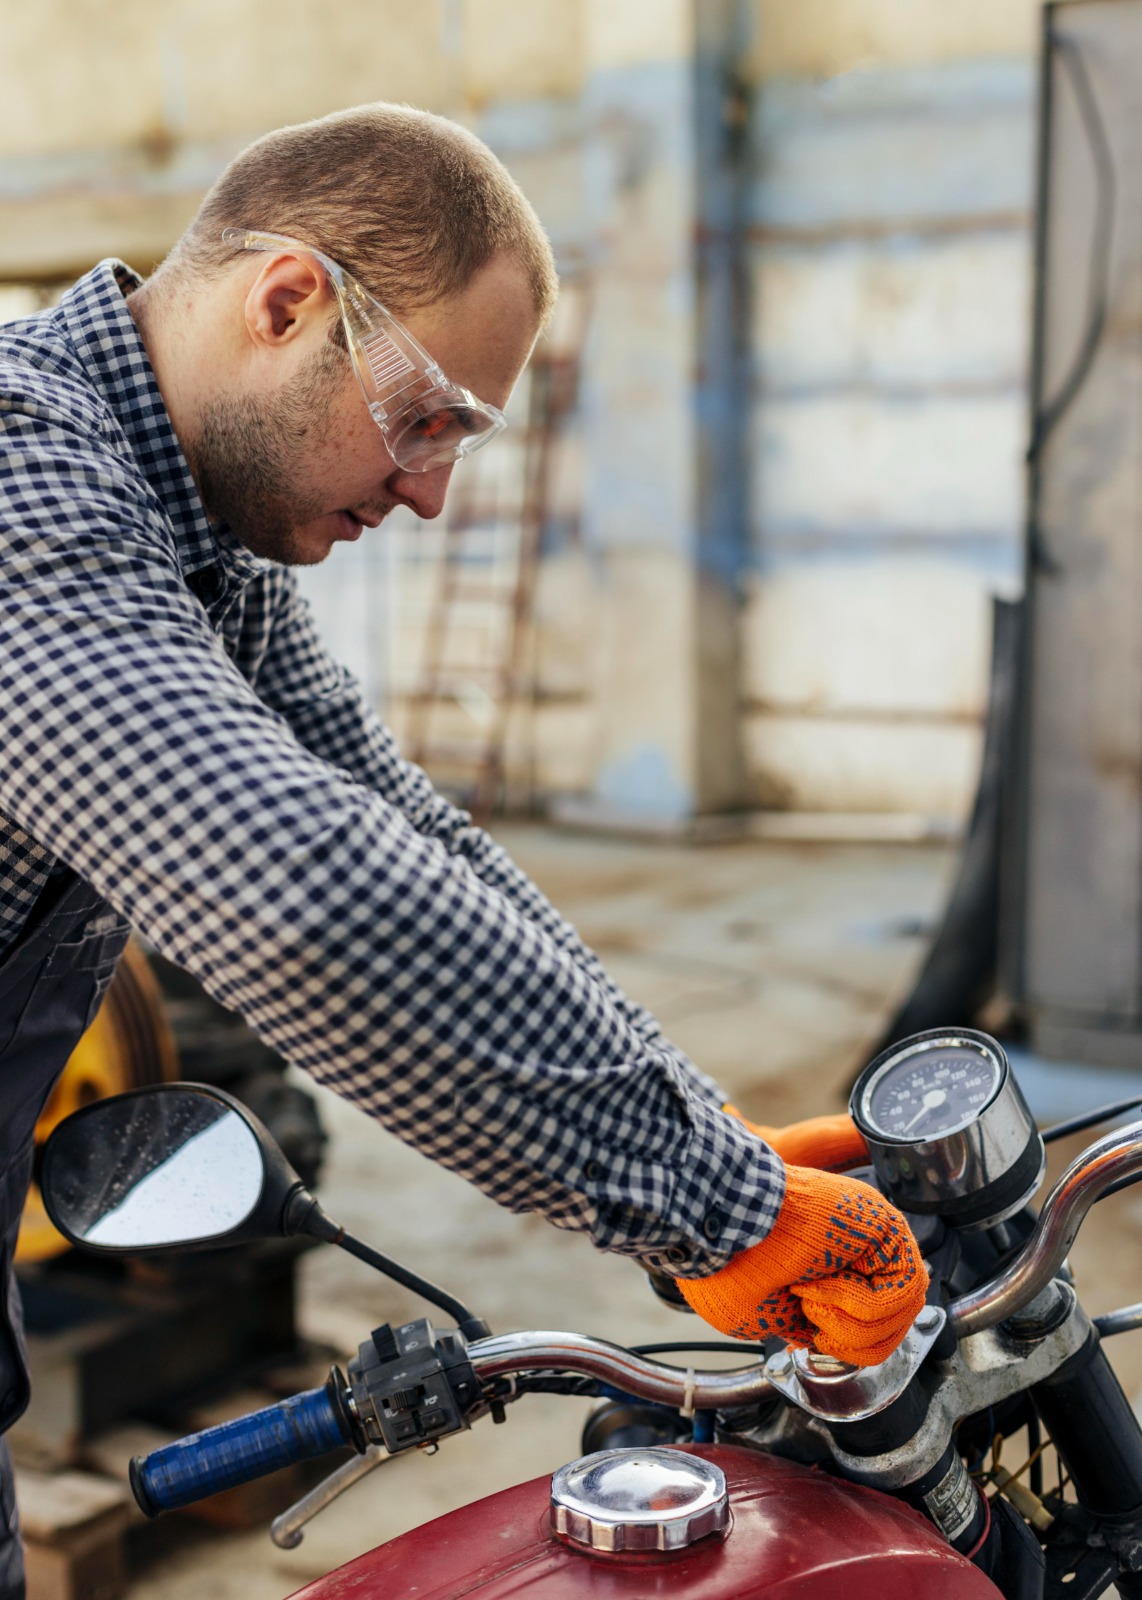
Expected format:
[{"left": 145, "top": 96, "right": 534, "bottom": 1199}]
[{"left": 405, "top": 285, "right": 587, "bottom": 822}]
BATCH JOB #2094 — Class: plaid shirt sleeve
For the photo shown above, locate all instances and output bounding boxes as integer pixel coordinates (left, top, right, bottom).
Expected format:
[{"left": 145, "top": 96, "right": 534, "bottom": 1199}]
[
  {"left": 0, "top": 382, "right": 785, "bottom": 1277},
  {"left": 245, "top": 568, "right": 730, "bottom": 1100}
]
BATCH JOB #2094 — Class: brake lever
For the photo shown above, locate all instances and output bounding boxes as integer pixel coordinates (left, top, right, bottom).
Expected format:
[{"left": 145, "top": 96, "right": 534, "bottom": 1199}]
[{"left": 271, "top": 1443, "right": 391, "bottom": 1549}]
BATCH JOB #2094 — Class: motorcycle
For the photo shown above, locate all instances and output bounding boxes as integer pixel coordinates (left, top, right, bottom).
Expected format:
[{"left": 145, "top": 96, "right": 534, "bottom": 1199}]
[{"left": 35, "top": 1026, "right": 1142, "bottom": 1598}]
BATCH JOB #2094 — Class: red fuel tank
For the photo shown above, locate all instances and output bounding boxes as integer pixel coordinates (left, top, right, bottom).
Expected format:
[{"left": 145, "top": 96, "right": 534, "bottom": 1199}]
[{"left": 288, "top": 1444, "right": 1003, "bottom": 1600}]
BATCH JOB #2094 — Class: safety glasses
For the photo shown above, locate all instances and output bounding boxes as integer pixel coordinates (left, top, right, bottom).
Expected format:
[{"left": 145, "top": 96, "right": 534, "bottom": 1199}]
[{"left": 221, "top": 227, "right": 507, "bottom": 473}]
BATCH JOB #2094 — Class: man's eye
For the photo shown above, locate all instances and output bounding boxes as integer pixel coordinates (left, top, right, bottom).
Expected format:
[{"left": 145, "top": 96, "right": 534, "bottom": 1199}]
[
  {"left": 418, "top": 411, "right": 458, "bottom": 440},
  {"left": 409, "top": 407, "right": 478, "bottom": 441}
]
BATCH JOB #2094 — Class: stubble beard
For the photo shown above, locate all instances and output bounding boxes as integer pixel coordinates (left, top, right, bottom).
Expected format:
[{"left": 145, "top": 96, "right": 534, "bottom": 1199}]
[{"left": 189, "top": 344, "right": 347, "bottom": 566}]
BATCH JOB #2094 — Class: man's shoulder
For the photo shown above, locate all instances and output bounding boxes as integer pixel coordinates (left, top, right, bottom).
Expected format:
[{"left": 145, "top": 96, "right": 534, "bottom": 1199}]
[
  {"left": 0, "top": 312, "right": 116, "bottom": 441},
  {"left": 0, "top": 310, "right": 178, "bottom": 575}
]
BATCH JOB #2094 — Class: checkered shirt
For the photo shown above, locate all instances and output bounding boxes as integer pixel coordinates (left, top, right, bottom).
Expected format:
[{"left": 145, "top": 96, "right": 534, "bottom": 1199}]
[{"left": 0, "top": 261, "right": 784, "bottom": 1276}]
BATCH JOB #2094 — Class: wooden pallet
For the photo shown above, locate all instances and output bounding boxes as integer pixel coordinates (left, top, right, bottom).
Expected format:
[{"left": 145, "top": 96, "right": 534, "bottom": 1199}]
[
  {"left": 15, "top": 1354, "right": 343, "bottom": 1597},
  {"left": 16, "top": 1468, "right": 133, "bottom": 1600}
]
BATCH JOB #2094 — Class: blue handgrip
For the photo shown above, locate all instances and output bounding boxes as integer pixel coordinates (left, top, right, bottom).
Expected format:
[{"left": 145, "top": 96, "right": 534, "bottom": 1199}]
[{"left": 131, "top": 1384, "right": 351, "bottom": 1516}]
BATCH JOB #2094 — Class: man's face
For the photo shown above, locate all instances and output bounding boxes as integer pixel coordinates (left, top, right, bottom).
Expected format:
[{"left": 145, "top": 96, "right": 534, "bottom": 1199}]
[{"left": 191, "top": 253, "right": 540, "bottom": 566}]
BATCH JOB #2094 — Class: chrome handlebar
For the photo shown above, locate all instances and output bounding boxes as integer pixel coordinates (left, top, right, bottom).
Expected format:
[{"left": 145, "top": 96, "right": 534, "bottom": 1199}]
[
  {"left": 947, "top": 1115, "right": 1142, "bottom": 1336},
  {"left": 469, "top": 1119, "right": 1142, "bottom": 1402},
  {"left": 469, "top": 1331, "right": 769, "bottom": 1409}
]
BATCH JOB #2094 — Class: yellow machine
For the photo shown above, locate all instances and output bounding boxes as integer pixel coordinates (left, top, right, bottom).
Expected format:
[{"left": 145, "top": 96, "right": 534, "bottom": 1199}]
[{"left": 17, "top": 944, "right": 178, "bottom": 1262}]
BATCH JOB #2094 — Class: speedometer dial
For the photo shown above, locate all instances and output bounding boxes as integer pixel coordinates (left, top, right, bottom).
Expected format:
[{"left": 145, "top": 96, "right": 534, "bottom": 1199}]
[
  {"left": 850, "top": 1029, "right": 1044, "bottom": 1229},
  {"left": 864, "top": 1043, "right": 1002, "bottom": 1141}
]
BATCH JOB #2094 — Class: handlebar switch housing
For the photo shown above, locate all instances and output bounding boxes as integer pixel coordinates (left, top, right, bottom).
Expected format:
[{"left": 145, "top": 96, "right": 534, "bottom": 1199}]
[{"left": 349, "top": 1318, "right": 480, "bottom": 1455}]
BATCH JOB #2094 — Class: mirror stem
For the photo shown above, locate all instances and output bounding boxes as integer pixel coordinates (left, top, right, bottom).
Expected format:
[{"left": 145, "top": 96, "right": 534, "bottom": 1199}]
[{"left": 283, "top": 1190, "right": 491, "bottom": 1342}]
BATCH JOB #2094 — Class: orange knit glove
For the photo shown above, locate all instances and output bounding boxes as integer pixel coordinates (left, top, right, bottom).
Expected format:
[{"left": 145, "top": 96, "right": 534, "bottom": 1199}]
[
  {"left": 725, "top": 1106, "right": 869, "bottom": 1173},
  {"left": 676, "top": 1166, "right": 927, "bottom": 1366}
]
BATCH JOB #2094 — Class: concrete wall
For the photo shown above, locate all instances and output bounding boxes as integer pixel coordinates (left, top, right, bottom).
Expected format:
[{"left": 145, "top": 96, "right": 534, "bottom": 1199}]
[
  {"left": 0, "top": 0, "right": 1042, "bottom": 824},
  {"left": 0, "top": 1, "right": 452, "bottom": 278},
  {"left": 740, "top": 0, "right": 1038, "bottom": 817}
]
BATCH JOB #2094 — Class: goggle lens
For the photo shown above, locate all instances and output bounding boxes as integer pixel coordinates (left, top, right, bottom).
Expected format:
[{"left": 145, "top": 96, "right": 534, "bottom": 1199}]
[{"left": 389, "top": 399, "right": 504, "bottom": 471}]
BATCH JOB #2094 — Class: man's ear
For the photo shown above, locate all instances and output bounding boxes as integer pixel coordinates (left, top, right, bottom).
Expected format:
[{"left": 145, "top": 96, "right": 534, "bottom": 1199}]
[{"left": 243, "top": 253, "right": 329, "bottom": 347}]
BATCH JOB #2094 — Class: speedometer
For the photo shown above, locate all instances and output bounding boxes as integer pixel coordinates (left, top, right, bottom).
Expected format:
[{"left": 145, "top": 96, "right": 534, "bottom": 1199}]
[
  {"left": 851, "top": 1029, "right": 1044, "bottom": 1230},
  {"left": 863, "top": 1039, "right": 1003, "bottom": 1141}
]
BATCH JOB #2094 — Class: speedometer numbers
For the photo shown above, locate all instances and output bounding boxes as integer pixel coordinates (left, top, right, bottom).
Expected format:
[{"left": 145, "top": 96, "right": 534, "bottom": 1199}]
[{"left": 865, "top": 1045, "right": 1002, "bottom": 1141}]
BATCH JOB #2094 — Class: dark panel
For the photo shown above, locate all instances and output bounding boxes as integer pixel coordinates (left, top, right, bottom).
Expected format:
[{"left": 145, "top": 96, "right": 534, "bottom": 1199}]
[{"left": 1011, "top": 0, "right": 1142, "bottom": 1053}]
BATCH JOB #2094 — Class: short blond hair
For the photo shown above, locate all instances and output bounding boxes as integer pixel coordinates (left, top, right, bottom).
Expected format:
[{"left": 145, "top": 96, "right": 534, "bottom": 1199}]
[{"left": 168, "top": 103, "right": 558, "bottom": 325}]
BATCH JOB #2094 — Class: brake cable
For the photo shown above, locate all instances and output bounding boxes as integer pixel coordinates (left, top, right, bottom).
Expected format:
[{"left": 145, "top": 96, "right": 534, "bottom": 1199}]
[{"left": 1042, "top": 1099, "right": 1142, "bottom": 1144}]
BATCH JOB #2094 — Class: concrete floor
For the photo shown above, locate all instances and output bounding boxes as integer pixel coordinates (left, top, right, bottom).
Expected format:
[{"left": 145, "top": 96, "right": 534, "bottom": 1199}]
[{"left": 120, "top": 825, "right": 1142, "bottom": 1598}]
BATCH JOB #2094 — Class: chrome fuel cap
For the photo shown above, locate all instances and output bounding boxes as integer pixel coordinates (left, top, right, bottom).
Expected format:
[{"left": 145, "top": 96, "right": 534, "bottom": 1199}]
[{"left": 550, "top": 1447, "right": 728, "bottom": 1554}]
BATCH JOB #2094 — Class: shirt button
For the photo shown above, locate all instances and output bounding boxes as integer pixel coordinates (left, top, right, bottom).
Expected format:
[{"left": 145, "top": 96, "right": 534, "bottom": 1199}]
[
  {"left": 584, "top": 1160, "right": 603, "bottom": 1181},
  {"left": 702, "top": 1210, "right": 724, "bottom": 1241},
  {"left": 665, "top": 1246, "right": 688, "bottom": 1266}
]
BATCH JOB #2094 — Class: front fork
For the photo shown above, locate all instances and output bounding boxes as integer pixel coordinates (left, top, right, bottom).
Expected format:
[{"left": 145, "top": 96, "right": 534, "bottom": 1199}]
[{"left": 1032, "top": 1327, "right": 1142, "bottom": 1595}]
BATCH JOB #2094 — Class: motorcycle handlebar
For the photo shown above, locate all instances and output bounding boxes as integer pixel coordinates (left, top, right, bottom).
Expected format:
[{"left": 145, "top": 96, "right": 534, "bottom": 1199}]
[
  {"left": 131, "top": 1380, "right": 354, "bottom": 1517},
  {"left": 473, "top": 1120, "right": 1142, "bottom": 1399},
  {"left": 468, "top": 1331, "right": 770, "bottom": 1408},
  {"left": 128, "top": 1121, "right": 1142, "bottom": 1514},
  {"left": 947, "top": 1116, "right": 1142, "bottom": 1336}
]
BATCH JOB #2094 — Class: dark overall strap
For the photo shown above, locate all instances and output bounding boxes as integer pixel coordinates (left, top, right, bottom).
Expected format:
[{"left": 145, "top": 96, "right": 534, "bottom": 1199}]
[{"left": 0, "top": 869, "right": 130, "bottom": 1599}]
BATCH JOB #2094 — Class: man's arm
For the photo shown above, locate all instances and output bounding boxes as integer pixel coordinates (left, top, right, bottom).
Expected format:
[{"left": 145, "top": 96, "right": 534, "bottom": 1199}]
[
  {"left": 0, "top": 400, "right": 781, "bottom": 1276},
  {"left": 243, "top": 567, "right": 727, "bottom": 1102}
]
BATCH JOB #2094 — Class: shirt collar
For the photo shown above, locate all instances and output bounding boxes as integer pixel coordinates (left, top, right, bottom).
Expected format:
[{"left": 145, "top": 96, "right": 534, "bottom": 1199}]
[{"left": 55, "top": 260, "right": 263, "bottom": 591}]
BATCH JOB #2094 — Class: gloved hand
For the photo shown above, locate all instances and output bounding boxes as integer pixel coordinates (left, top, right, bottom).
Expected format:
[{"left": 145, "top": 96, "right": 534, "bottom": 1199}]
[
  {"left": 725, "top": 1105, "right": 869, "bottom": 1173},
  {"left": 676, "top": 1166, "right": 927, "bottom": 1367}
]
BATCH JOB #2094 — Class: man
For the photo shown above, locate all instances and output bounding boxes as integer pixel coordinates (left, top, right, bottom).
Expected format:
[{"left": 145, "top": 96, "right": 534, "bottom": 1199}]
[{"left": 0, "top": 103, "right": 923, "bottom": 1594}]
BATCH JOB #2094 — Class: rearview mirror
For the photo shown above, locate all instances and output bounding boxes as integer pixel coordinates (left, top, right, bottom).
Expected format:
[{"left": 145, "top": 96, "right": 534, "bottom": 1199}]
[{"left": 41, "top": 1084, "right": 306, "bottom": 1253}]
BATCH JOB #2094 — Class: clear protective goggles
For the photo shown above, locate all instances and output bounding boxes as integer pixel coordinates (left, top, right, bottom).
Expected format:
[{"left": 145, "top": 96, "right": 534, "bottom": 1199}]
[{"left": 221, "top": 227, "right": 507, "bottom": 473}]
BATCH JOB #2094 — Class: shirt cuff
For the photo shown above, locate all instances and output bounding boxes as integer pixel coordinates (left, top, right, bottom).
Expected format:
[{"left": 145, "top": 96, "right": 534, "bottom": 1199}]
[{"left": 584, "top": 1098, "right": 787, "bottom": 1278}]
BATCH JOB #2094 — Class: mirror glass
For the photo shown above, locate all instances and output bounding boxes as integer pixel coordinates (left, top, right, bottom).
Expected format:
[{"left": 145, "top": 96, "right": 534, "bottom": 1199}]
[{"left": 43, "top": 1089, "right": 265, "bottom": 1248}]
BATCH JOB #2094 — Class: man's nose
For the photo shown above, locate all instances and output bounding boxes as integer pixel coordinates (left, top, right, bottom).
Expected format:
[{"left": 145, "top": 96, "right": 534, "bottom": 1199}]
[{"left": 392, "top": 464, "right": 455, "bottom": 521}]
